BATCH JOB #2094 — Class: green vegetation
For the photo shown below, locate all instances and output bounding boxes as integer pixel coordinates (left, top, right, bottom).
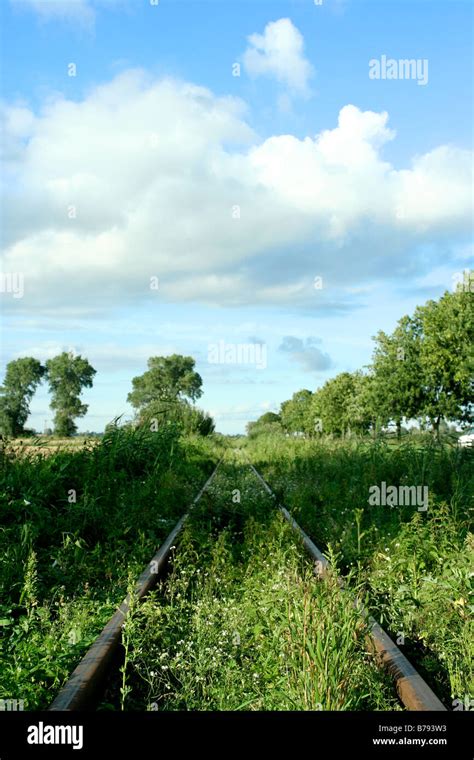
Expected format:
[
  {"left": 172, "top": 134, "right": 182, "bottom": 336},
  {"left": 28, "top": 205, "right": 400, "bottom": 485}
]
[
  {"left": 45, "top": 352, "right": 97, "bottom": 437},
  {"left": 0, "top": 352, "right": 214, "bottom": 439},
  {"left": 246, "top": 411, "right": 282, "bottom": 439},
  {"left": 0, "top": 358, "right": 45, "bottom": 437},
  {"left": 111, "top": 460, "right": 397, "bottom": 711},
  {"left": 249, "top": 285, "right": 473, "bottom": 439},
  {"left": 0, "top": 425, "right": 218, "bottom": 709},
  {"left": 128, "top": 354, "right": 214, "bottom": 436},
  {"left": 0, "top": 352, "right": 97, "bottom": 439},
  {"left": 1, "top": 428, "right": 471, "bottom": 711},
  {"left": 127, "top": 354, "right": 203, "bottom": 407},
  {"left": 0, "top": 287, "right": 471, "bottom": 712},
  {"left": 245, "top": 435, "right": 473, "bottom": 705}
]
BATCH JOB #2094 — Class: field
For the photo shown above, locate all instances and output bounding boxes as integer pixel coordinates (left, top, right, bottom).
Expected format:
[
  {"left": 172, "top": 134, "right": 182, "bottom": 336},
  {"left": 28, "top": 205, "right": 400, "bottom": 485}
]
[
  {"left": 0, "top": 429, "right": 472, "bottom": 711},
  {"left": 5, "top": 436, "right": 99, "bottom": 457}
]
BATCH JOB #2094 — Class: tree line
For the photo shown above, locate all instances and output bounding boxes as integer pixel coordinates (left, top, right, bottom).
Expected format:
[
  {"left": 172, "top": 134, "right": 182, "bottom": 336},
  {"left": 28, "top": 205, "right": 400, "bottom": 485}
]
[
  {"left": 247, "top": 284, "right": 473, "bottom": 439},
  {"left": 0, "top": 352, "right": 214, "bottom": 438}
]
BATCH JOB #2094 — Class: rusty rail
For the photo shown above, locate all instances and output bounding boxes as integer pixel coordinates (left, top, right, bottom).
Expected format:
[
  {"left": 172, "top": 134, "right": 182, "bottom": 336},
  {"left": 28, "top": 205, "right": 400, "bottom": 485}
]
[
  {"left": 248, "top": 462, "right": 446, "bottom": 712},
  {"left": 50, "top": 454, "right": 446, "bottom": 712},
  {"left": 49, "top": 459, "right": 223, "bottom": 711}
]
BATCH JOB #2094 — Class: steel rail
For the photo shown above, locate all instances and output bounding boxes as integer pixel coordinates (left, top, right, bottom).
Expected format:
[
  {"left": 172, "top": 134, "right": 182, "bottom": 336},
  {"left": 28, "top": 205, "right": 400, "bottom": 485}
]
[
  {"left": 49, "top": 452, "right": 446, "bottom": 712},
  {"left": 49, "top": 459, "right": 223, "bottom": 711},
  {"left": 248, "top": 462, "right": 446, "bottom": 712}
]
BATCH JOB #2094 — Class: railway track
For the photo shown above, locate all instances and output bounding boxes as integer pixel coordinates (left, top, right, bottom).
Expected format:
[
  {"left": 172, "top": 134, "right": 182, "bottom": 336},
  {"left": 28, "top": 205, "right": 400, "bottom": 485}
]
[{"left": 49, "top": 454, "right": 446, "bottom": 712}]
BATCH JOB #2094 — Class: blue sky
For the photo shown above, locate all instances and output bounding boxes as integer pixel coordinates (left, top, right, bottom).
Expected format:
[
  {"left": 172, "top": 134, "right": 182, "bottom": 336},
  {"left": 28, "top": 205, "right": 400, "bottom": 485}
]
[{"left": 1, "top": 0, "right": 472, "bottom": 433}]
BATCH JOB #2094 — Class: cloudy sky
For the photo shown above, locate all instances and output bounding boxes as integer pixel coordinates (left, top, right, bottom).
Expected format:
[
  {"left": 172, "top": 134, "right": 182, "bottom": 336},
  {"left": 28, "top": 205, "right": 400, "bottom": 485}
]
[{"left": 1, "top": 0, "right": 472, "bottom": 433}]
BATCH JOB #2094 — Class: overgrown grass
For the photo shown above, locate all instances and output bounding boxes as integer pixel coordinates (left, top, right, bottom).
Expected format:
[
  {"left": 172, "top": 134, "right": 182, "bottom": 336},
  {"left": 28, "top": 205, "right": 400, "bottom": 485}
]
[
  {"left": 2, "top": 431, "right": 471, "bottom": 711},
  {"left": 114, "top": 462, "right": 398, "bottom": 711},
  {"left": 0, "top": 425, "right": 220, "bottom": 709},
  {"left": 244, "top": 434, "right": 473, "bottom": 706}
]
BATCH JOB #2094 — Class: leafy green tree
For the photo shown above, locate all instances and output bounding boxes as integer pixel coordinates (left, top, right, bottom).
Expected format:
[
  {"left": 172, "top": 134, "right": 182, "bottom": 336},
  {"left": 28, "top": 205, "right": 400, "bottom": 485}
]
[
  {"left": 45, "top": 352, "right": 96, "bottom": 437},
  {"left": 416, "top": 289, "right": 473, "bottom": 436},
  {"left": 138, "top": 398, "right": 214, "bottom": 436},
  {"left": 369, "top": 288, "right": 473, "bottom": 437},
  {"left": 310, "top": 373, "right": 367, "bottom": 436},
  {"left": 257, "top": 412, "right": 281, "bottom": 425},
  {"left": 190, "top": 407, "right": 215, "bottom": 436},
  {"left": 128, "top": 355, "right": 203, "bottom": 411},
  {"left": 370, "top": 315, "right": 424, "bottom": 437},
  {"left": 246, "top": 411, "right": 282, "bottom": 438},
  {"left": 280, "top": 390, "right": 313, "bottom": 434},
  {"left": 346, "top": 372, "right": 375, "bottom": 434},
  {"left": 0, "top": 358, "right": 45, "bottom": 436},
  {"left": 247, "top": 285, "right": 473, "bottom": 442}
]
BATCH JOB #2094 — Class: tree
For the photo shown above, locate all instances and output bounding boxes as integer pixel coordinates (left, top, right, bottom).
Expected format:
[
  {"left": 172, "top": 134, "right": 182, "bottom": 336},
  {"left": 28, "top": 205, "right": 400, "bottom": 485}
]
[
  {"left": 137, "top": 398, "right": 214, "bottom": 436},
  {"left": 0, "top": 358, "right": 45, "bottom": 436},
  {"left": 45, "top": 352, "right": 96, "bottom": 437},
  {"left": 368, "top": 287, "right": 474, "bottom": 437},
  {"left": 128, "top": 356, "right": 211, "bottom": 435},
  {"left": 190, "top": 407, "right": 215, "bottom": 436},
  {"left": 416, "top": 289, "right": 473, "bottom": 436},
  {"left": 280, "top": 390, "right": 313, "bottom": 434},
  {"left": 310, "top": 373, "right": 366, "bottom": 436},
  {"left": 370, "top": 315, "right": 424, "bottom": 437},
  {"left": 345, "top": 372, "right": 375, "bottom": 435},
  {"left": 128, "top": 355, "right": 203, "bottom": 411},
  {"left": 257, "top": 412, "right": 281, "bottom": 425},
  {"left": 246, "top": 412, "right": 282, "bottom": 438}
]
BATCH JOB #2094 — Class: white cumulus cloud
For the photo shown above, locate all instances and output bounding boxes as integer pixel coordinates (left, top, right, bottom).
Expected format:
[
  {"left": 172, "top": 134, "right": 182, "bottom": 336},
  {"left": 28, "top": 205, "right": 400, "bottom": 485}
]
[
  {"left": 1, "top": 71, "right": 472, "bottom": 317},
  {"left": 242, "top": 18, "right": 314, "bottom": 95}
]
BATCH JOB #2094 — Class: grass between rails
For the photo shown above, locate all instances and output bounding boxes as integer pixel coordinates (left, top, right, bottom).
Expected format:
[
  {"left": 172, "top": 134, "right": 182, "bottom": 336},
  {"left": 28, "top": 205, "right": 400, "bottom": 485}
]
[
  {"left": 0, "top": 425, "right": 220, "bottom": 709},
  {"left": 113, "top": 461, "right": 398, "bottom": 711},
  {"left": 244, "top": 435, "right": 474, "bottom": 706},
  {"left": 2, "top": 434, "right": 470, "bottom": 712}
]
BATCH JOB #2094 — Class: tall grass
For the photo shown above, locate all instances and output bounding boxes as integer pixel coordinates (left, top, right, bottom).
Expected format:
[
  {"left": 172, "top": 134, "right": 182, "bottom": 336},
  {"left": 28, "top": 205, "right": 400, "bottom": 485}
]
[
  {"left": 113, "top": 463, "right": 397, "bottom": 711},
  {"left": 2, "top": 431, "right": 471, "bottom": 711},
  {"left": 0, "top": 425, "right": 219, "bottom": 709},
  {"left": 245, "top": 435, "right": 473, "bottom": 704}
]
